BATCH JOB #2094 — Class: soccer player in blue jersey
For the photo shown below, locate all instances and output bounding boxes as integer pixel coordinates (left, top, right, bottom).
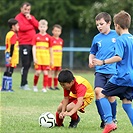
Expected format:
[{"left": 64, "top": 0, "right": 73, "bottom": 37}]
[
  {"left": 89, "top": 12, "right": 118, "bottom": 128},
  {"left": 93, "top": 10, "right": 133, "bottom": 133}
]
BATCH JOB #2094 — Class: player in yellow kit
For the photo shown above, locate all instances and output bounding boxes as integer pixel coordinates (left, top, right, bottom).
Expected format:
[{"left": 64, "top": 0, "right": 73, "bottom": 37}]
[
  {"left": 48, "top": 24, "right": 63, "bottom": 90},
  {"left": 55, "top": 69, "right": 94, "bottom": 128},
  {"left": 32, "top": 19, "right": 53, "bottom": 92},
  {"left": 1, "top": 18, "right": 19, "bottom": 92}
]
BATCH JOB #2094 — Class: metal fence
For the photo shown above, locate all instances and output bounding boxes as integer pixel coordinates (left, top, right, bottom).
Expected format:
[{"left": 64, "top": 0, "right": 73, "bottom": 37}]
[{"left": 0, "top": 46, "right": 90, "bottom": 70}]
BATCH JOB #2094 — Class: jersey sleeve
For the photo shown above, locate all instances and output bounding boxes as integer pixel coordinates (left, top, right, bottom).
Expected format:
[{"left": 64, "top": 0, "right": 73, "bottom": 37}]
[
  {"left": 115, "top": 39, "right": 124, "bottom": 58},
  {"left": 90, "top": 38, "right": 98, "bottom": 55},
  {"left": 29, "top": 15, "right": 39, "bottom": 30},
  {"left": 76, "top": 84, "right": 86, "bottom": 97},
  {"left": 49, "top": 35, "right": 52, "bottom": 47},
  {"left": 10, "top": 34, "right": 17, "bottom": 45}
]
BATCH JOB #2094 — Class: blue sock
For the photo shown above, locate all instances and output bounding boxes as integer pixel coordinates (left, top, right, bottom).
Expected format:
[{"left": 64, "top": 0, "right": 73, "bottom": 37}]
[
  {"left": 99, "top": 98, "right": 113, "bottom": 124},
  {"left": 122, "top": 103, "right": 133, "bottom": 126},
  {"left": 2, "top": 76, "right": 8, "bottom": 91},
  {"left": 6, "top": 76, "right": 12, "bottom": 91},
  {"left": 132, "top": 89, "right": 133, "bottom": 99},
  {"left": 95, "top": 100, "right": 106, "bottom": 121},
  {"left": 110, "top": 100, "right": 117, "bottom": 120}
]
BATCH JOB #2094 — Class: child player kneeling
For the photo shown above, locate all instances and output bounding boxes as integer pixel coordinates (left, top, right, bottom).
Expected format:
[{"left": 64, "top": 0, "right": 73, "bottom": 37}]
[{"left": 55, "top": 69, "right": 94, "bottom": 128}]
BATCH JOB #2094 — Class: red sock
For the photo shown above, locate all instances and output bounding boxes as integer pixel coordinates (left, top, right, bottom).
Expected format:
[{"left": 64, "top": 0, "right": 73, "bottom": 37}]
[
  {"left": 54, "top": 78, "right": 58, "bottom": 87},
  {"left": 34, "top": 75, "right": 39, "bottom": 86},
  {"left": 70, "top": 112, "right": 78, "bottom": 120},
  {"left": 48, "top": 77, "right": 52, "bottom": 87},
  {"left": 43, "top": 75, "right": 48, "bottom": 88},
  {"left": 56, "top": 112, "right": 63, "bottom": 126}
]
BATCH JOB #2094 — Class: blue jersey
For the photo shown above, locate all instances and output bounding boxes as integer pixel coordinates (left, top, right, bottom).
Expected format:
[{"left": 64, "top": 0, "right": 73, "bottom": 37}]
[
  {"left": 90, "top": 30, "right": 118, "bottom": 74},
  {"left": 110, "top": 33, "right": 133, "bottom": 87}
]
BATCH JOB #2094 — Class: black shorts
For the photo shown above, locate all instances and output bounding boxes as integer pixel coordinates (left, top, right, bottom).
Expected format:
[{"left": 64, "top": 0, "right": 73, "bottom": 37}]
[
  {"left": 102, "top": 81, "right": 132, "bottom": 101},
  {"left": 94, "top": 72, "right": 113, "bottom": 89}
]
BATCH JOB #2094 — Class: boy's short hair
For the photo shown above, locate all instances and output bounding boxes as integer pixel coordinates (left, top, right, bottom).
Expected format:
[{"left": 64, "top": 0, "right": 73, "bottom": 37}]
[
  {"left": 58, "top": 69, "right": 74, "bottom": 83},
  {"left": 39, "top": 19, "right": 48, "bottom": 26},
  {"left": 95, "top": 12, "right": 111, "bottom": 23},
  {"left": 113, "top": 10, "right": 131, "bottom": 29},
  {"left": 52, "top": 24, "right": 62, "bottom": 30},
  {"left": 8, "top": 18, "right": 18, "bottom": 29}
]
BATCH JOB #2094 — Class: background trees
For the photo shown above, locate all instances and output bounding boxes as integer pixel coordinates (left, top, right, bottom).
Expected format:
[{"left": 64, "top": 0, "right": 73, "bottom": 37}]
[{"left": 0, "top": 0, "right": 133, "bottom": 69}]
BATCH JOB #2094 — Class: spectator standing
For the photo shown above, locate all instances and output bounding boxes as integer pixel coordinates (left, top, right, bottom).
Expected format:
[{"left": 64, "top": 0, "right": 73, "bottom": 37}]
[
  {"left": 15, "top": 2, "right": 38, "bottom": 90},
  {"left": 48, "top": 24, "right": 64, "bottom": 90},
  {"left": 1, "top": 18, "right": 19, "bottom": 92},
  {"left": 32, "top": 19, "right": 53, "bottom": 92}
]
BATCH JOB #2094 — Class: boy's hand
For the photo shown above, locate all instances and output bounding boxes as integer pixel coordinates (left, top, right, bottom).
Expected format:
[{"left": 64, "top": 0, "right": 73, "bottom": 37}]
[
  {"left": 59, "top": 112, "right": 65, "bottom": 119},
  {"left": 34, "top": 58, "right": 38, "bottom": 64}
]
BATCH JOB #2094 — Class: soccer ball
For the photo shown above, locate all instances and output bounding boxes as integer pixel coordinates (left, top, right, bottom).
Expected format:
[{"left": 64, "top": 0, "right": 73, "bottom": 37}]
[{"left": 39, "top": 112, "right": 56, "bottom": 128}]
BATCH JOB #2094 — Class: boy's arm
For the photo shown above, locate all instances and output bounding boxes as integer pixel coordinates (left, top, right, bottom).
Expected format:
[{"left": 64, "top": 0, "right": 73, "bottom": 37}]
[
  {"left": 93, "top": 55, "right": 122, "bottom": 66},
  {"left": 62, "top": 97, "right": 69, "bottom": 112},
  {"left": 49, "top": 47, "right": 53, "bottom": 67},
  {"left": 63, "top": 97, "right": 83, "bottom": 117},
  {"left": 32, "top": 45, "right": 37, "bottom": 64},
  {"left": 10, "top": 44, "right": 14, "bottom": 57},
  {"left": 89, "top": 54, "right": 95, "bottom": 68},
  {"left": 59, "top": 97, "right": 69, "bottom": 119}
]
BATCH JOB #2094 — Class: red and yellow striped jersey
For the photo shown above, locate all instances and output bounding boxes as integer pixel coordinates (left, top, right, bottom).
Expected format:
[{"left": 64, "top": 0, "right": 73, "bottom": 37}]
[
  {"left": 5, "top": 30, "right": 19, "bottom": 67},
  {"left": 32, "top": 33, "right": 52, "bottom": 65},
  {"left": 64, "top": 76, "right": 94, "bottom": 99},
  {"left": 51, "top": 37, "right": 63, "bottom": 67}
]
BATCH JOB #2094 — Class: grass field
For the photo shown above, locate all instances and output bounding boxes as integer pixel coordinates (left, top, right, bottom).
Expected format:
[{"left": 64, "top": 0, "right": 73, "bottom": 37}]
[{"left": 0, "top": 68, "right": 133, "bottom": 133}]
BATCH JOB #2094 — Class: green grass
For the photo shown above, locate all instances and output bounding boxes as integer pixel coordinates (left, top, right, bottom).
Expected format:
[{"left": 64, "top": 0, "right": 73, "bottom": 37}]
[{"left": 0, "top": 69, "right": 133, "bottom": 133}]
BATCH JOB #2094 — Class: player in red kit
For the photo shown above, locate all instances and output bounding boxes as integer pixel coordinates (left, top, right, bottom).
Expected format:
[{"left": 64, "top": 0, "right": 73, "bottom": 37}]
[
  {"left": 48, "top": 24, "right": 63, "bottom": 90},
  {"left": 32, "top": 19, "right": 53, "bottom": 92}
]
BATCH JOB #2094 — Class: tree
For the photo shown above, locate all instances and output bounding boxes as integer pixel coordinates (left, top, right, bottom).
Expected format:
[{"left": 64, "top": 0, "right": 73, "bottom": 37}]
[{"left": 79, "top": 0, "right": 133, "bottom": 32}]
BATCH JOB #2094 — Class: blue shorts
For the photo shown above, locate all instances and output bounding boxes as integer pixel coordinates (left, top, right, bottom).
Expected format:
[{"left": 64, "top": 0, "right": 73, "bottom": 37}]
[
  {"left": 94, "top": 72, "right": 113, "bottom": 89},
  {"left": 102, "top": 81, "right": 132, "bottom": 101}
]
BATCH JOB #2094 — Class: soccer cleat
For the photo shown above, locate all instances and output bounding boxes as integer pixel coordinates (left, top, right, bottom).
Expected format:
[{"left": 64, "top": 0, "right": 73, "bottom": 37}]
[
  {"left": 42, "top": 88, "right": 47, "bottom": 93},
  {"left": 55, "top": 87, "right": 60, "bottom": 90},
  {"left": 102, "top": 122, "right": 117, "bottom": 133},
  {"left": 48, "top": 87, "right": 55, "bottom": 90},
  {"left": 33, "top": 86, "right": 38, "bottom": 92},
  {"left": 7, "top": 89, "right": 14, "bottom": 92},
  {"left": 20, "top": 84, "right": 31, "bottom": 90},
  {"left": 69, "top": 116, "right": 80, "bottom": 128},
  {"left": 100, "top": 120, "right": 105, "bottom": 129},
  {"left": 79, "top": 108, "right": 85, "bottom": 113}
]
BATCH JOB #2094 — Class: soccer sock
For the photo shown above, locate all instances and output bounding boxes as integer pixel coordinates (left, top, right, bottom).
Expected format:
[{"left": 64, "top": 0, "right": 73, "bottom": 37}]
[
  {"left": 99, "top": 98, "right": 113, "bottom": 124},
  {"left": 56, "top": 112, "right": 64, "bottom": 126},
  {"left": 122, "top": 103, "right": 133, "bottom": 126},
  {"left": 34, "top": 75, "right": 39, "bottom": 86},
  {"left": 54, "top": 78, "right": 58, "bottom": 87},
  {"left": 7, "top": 76, "right": 12, "bottom": 91},
  {"left": 110, "top": 100, "right": 117, "bottom": 120},
  {"left": 95, "top": 99, "right": 106, "bottom": 121},
  {"left": 2, "top": 76, "right": 8, "bottom": 90},
  {"left": 48, "top": 77, "right": 52, "bottom": 87},
  {"left": 70, "top": 112, "right": 78, "bottom": 120},
  {"left": 43, "top": 75, "right": 48, "bottom": 88}
]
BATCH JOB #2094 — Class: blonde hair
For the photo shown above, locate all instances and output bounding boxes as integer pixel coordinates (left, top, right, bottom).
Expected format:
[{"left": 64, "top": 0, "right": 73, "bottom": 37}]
[{"left": 39, "top": 19, "right": 48, "bottom": 26}]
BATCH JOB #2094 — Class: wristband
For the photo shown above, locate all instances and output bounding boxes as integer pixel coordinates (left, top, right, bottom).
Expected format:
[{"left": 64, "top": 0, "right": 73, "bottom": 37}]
[{"left": 103, "top": 60, "right": 105, "bottom": 65}]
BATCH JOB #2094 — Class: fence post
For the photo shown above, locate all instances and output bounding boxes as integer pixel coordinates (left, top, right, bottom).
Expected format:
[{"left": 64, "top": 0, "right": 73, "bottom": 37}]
[{"left": 69, "top": 29, "right": 74, "bottom": 69}]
